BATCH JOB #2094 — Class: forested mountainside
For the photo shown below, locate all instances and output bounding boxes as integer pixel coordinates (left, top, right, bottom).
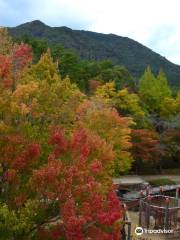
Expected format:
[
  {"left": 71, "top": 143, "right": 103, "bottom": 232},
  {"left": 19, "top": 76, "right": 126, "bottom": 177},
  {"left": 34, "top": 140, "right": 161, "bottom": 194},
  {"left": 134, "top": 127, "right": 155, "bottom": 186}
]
[{"left": 9, "top": 20, "right": 180, "bottom": 86}]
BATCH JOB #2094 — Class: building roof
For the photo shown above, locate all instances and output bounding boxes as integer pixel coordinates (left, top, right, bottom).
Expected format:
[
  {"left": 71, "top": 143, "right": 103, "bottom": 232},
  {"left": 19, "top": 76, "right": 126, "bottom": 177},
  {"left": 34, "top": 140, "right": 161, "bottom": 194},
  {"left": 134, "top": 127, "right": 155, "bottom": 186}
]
[{"left": 113, "top": 176, "right": 147, "bottom": 185}]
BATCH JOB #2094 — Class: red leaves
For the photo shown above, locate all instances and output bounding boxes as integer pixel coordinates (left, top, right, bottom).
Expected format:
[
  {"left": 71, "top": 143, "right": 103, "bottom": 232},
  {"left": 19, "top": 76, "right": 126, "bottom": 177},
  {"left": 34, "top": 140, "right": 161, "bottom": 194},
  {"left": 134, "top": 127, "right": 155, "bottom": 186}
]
[
  {"left": 13, "top": 154, "right": 27, "bottom": 171},
  {"left": 88, "top": 79, "right": 102, "bottom": 93},
  {"left": 0, "top": 54, "right": 11, "bottom": 78},
  {"left": 49, "top": 128, "right": 67, "bottom": 156},
  {"left": 62, "top": 199, "right": 85, "bottom": 240},
  {"left": 15, "top": 194, "right": 27, "bottom": 207},
  {"left": 30, "top": 128, "right": 122, "bottom": 239},
  {"left": 2, "top": 79, "right": 13, "bottom": 87},
  {"left": 11, "top": 43, "right": 32, "bottom": 71},
  {"left": 31, "top": 160, "right": 63, "bottom": 198},
  {"left": 161, "top": 128, "right": 180, "bottom": 159},
  {"left": 0, "top": 43, "right": 32, "bottom": 89},
  {"left": 71, "top": 128, "right": 87, "bottom": 150},
  {"left": 27, "top": 143, "right": 41, "bottom": 158},
  {"left": 0, "top": 134, "right": 41, "bottom": 171},
  {"left": 12, "top": 143, "right": 41, "bottom": 171},
  {"left": 49, "top": 128, "right": 65, "bottom": 145},
  {"left": 131, "top": 129, "right": 162, "bottom": 162},
  {"left": 0, "top": 54, "right": 12, "bottom": 87},
  {"left": 97, "top": 191, "right": 121, "bottom": 226},
  {"left": 90, "top": 160, "right": 102, "bottom": 174},
  {"left": 6, "top": 169, "right": 17, "bottom": 183}
]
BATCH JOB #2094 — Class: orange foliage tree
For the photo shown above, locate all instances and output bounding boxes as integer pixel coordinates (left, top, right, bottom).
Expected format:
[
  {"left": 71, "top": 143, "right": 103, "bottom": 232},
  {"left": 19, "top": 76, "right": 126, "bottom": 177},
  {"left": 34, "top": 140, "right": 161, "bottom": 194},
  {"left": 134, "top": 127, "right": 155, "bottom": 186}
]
[
  {"left": 131, "top": 129, "right": 162, "bottom": 173},
  {"left": 76, "top": 98, "right": 133, "bottom": 175}
]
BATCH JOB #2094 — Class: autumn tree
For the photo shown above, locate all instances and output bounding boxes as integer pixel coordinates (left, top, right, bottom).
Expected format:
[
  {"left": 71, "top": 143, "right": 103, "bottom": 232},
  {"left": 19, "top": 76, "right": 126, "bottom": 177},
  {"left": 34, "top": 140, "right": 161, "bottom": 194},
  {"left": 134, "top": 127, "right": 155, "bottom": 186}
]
[
  {"left": 161, "top": 128, "right": 180, "bottom": 168},
  {"left": 0, "top": 41, "right": 32, "bottom": 130},
  {"left": 0, "top": 28, "right": 13, "bottom": 55},
  {"left": 131, "top": 129, "right": 162, "bottom": 173},
  {"left": 9, "top": 51, "right": 83, "bottom": 146},
  {"left": 0, "top": 133, "right": 41, "bottom": 206},
  {"left": 0, "top": 128, "right": 122, "bottom": 240},
  {"left": 96, "top": 82, "right": 147, "bottom": 127},
  {"left": 0, "top": 32, "right": 124, "bottom": 239},
  {"left": 0, "top": 48, "right": 83, "bottom": 147},
  {"left": 76, "top": 98, "right": 133, "bottom": 175},
  {"left": 31, "top": 128, "right": 122, "bottom": 240}
]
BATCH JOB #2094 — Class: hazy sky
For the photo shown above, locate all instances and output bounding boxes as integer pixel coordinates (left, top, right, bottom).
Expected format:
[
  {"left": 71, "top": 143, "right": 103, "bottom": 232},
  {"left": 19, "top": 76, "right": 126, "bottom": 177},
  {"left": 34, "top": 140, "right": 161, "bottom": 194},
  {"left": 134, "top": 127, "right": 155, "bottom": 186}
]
[{"left": 0, "top": 0, "right": 180, "bottom": 64}]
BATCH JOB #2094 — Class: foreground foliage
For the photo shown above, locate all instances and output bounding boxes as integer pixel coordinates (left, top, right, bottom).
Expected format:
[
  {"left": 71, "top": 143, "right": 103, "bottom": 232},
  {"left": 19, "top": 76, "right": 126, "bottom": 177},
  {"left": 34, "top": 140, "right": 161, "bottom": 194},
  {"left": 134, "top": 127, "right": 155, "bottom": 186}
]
[
  {"left": 0, "top": 28, "right": 180, "bottom": 239},
  {"left": 0, "top": 28, "right": 123, "bottom": 239}
]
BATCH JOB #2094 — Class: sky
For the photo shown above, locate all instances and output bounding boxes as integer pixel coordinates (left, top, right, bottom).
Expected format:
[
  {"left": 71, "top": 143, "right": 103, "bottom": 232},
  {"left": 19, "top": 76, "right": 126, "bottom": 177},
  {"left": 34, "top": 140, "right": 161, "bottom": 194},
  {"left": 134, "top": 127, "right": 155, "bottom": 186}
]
[{"left": 0, "top": 0, "right": 180, "bottom": 64}]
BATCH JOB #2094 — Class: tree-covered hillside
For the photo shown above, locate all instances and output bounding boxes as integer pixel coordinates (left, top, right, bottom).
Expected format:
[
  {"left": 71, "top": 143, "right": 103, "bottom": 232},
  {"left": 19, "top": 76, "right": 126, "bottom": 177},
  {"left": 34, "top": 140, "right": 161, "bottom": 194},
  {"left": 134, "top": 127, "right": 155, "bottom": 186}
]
[{"left": 9, "top": 20, "right": 180, "bottom": 86}]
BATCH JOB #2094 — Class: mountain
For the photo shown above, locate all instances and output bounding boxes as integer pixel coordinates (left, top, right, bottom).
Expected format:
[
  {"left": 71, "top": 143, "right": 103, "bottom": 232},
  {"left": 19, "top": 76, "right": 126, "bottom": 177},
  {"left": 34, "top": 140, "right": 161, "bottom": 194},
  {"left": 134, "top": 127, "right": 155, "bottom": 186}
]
[{"left": 8, "top": 20, "right": 180, "bottom": 86}]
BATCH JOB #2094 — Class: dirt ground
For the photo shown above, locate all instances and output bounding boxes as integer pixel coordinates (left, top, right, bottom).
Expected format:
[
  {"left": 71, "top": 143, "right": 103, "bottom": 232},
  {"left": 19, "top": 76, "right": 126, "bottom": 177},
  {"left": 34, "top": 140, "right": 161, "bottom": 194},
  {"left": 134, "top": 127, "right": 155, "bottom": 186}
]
[{"left": 128, "top": 211, "right": 179, "bottom": 240}]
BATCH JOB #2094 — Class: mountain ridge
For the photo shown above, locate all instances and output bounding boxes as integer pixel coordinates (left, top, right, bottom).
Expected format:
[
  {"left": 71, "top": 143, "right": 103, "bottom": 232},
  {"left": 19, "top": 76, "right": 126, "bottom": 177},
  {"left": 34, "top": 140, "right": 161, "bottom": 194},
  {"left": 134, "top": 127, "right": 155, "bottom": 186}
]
[{"left": 8, "top": 20, "right": 180, "bottom": 86}]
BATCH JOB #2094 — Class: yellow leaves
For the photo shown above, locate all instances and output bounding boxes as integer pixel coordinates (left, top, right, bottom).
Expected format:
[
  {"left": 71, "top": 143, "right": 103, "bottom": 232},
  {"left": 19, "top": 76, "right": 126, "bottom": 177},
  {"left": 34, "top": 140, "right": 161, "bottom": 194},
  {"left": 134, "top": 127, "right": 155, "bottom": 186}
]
[
  {"left": 0, "top": 96, "right": 4, "bottom": 105},
  {"left": 160, "top": 95, "right": 180, "bottom": 117},
  {"left": 76, "top": 98, "right": 133, "bottom": 174},
  {"left": 29, "top": 50, "right": 60, "bottom": 84},
  {"left": 13, "top": 82, "right": 39, "bottom": 99},
  {"left": 0, "top": 121, "right": 11, "bottom": 133},
  {"left": 0, "top": 28, "right": 13, "bottom": 55},
  {"left": 117, "top": 88, "right": 145, "bottom": 118},
  {"left": 10, "top": 102, "right": 30, "bottom": 116},
  {"left": 10, "top": 82, "right": 39, "bottom": 117},
  {"left": 20, "top": 103, "right": 31, "bottom": 116},
  {"left": 10, "top": 101, "right": 19, "bottom": 113},
  {"left": 96, "top": 82, "right": 146, "bottom": 126},
  {"left": 95, "top": 81, "right": 116, "bottom": 101}
]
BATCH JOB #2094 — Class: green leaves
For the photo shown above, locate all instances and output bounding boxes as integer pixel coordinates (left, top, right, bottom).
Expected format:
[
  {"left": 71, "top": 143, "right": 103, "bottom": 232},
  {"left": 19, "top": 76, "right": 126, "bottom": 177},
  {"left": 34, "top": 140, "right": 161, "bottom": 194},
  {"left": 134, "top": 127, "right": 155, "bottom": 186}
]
[
  {"left": 139, "top": 66, "right": 172, "bottom": 114},
  {"left": 0, "top": 200, "right": 39, "bottom": 239}
]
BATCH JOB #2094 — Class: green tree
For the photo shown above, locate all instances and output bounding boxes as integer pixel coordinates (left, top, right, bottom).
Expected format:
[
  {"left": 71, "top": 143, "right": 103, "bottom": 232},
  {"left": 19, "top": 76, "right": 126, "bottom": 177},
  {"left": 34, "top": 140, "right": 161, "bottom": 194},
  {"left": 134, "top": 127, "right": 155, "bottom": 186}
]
[
  {"left": 139, "top": 66, "right": 172, "bottom": 114},
  {"left": 157, "top": 69, "right": 172, "bottom": 100},
  {"left": 139, "top": 66, "right": 158, "bottom": 111}
]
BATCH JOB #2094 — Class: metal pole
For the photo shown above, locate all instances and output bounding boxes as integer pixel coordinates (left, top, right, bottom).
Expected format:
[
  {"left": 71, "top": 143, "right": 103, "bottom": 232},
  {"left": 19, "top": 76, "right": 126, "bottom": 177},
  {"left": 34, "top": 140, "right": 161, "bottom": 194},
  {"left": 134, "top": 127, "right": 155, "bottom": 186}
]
[
  {"left": 176, "top": 188, "right": 179, "bottom": 199},
  {"left": 146, "top": 204, "right": 150, "bottom": 229},
  {"left": 146, "top": 186, "right": 149, "bottom": 196},
  {"left": 139, "top": 199, "right": 142, "bottom": 226},
  {"left": 164, "top": 197, "right": 169, "bottom": 229},
  {"left": 127, "top": 222, "right": 131, "bottom": 240},
  {"left": 160, "top": 186, "right": 163, "bottom": 195},
  {"left": 146, "top": 195, "right": 151, "bottom": 229}
]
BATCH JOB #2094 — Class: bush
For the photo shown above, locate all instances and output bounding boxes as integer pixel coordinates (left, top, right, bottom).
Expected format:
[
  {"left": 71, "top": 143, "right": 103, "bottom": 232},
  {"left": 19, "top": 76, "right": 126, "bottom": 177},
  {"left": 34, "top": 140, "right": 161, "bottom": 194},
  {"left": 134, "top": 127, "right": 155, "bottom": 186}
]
[
  {"left": 162, "top": 168, "right": 180, "bottom": 175},
  {"left": 148, "top": 178, "right": 176, "bottom": 187}
]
